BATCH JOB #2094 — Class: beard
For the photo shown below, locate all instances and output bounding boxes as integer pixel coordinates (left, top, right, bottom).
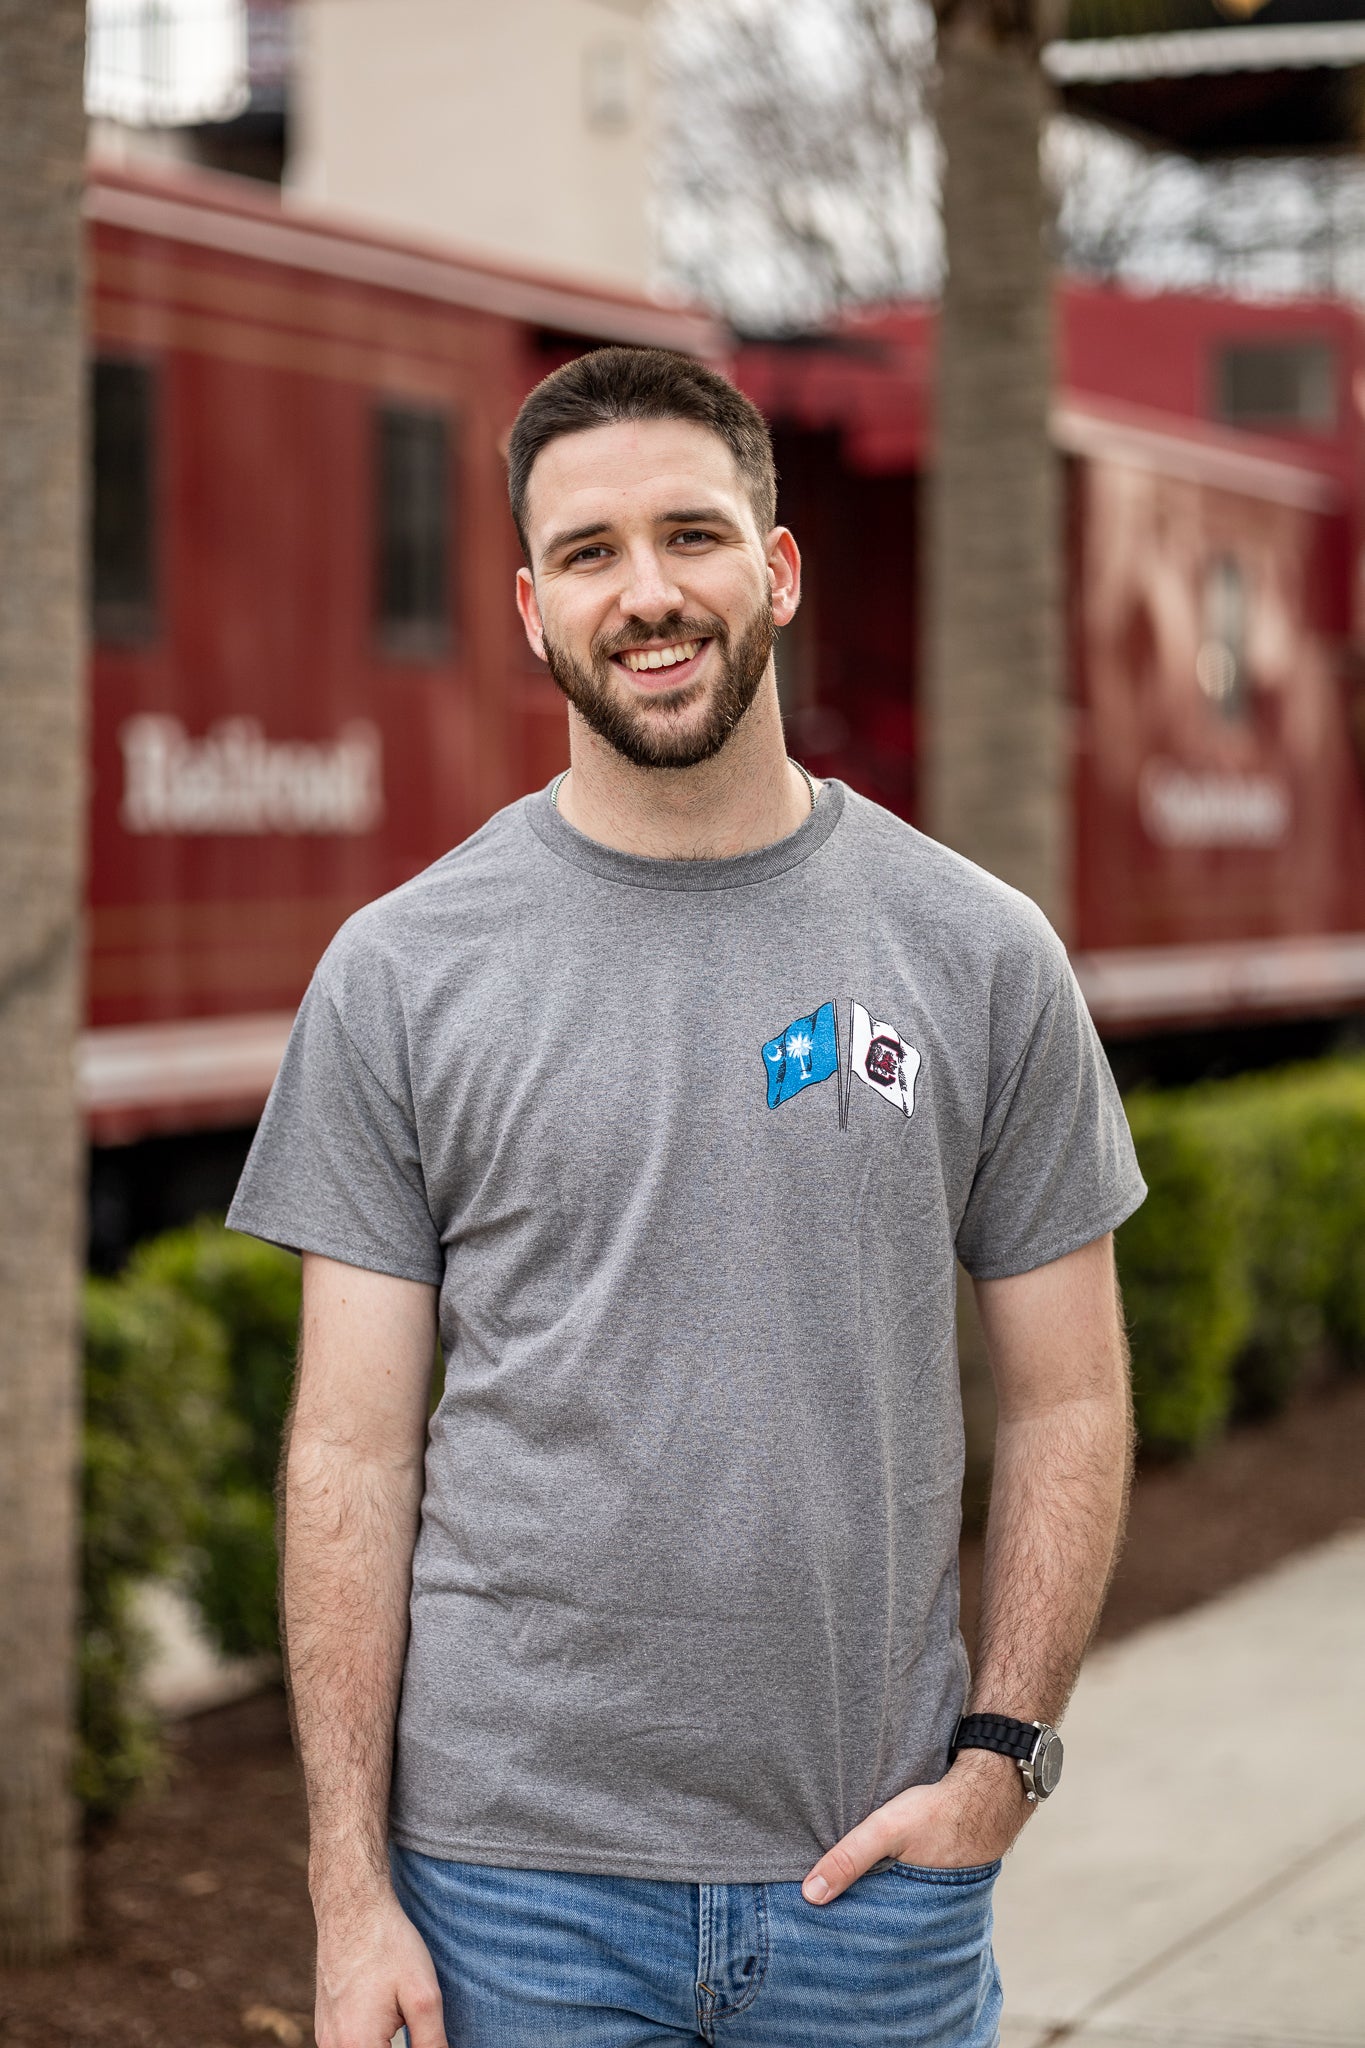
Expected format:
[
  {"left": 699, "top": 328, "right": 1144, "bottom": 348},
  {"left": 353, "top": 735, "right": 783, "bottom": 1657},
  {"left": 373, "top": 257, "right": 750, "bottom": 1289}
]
[{"left": 541, "top": 593, "right": 775, "bottom": 771}]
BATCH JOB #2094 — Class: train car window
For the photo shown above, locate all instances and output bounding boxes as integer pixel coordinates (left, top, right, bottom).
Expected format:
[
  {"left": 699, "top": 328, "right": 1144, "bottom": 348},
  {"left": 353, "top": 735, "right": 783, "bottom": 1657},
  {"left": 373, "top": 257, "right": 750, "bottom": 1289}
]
[
  {"left": 1215, "top": 340, "right": 1337, "bottom": 433},
  {"left": 1197, "top": 555, "right": 1248, "bottom": 722},
  {"left": 92, "top": 357, "right": 157, "bottom": 639},
  {"left": 376, "top": 403, "right": 454, "bottom": 658}
]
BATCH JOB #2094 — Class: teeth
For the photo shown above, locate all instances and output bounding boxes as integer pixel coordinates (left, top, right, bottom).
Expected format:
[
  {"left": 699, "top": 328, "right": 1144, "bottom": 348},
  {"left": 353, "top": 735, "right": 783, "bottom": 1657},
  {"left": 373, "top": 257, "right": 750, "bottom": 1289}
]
[{"left": 622, "top": 639, "right": 700, "bottom": 673}]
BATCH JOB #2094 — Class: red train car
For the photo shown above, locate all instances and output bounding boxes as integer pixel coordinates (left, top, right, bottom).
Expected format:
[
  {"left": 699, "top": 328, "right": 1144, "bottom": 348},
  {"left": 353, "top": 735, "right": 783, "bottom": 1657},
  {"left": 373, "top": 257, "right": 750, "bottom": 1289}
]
[
  {"left": 84, "top": 161, "right": 723, "bottom": 1158},
  {"left": 740, "top": 292, "right": 1365, "bottom": 1038},
  {"left": 83, "top": 163, "right": 1365, "bottom": 1248}
]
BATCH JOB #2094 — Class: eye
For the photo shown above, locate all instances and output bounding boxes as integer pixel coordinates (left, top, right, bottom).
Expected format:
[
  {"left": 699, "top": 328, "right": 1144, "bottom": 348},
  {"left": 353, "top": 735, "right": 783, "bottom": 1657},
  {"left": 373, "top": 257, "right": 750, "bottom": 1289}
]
[
  {"left": 671, "top": 529, "right": 717, "bottom": 547},
  {"left": 566, "top": 543, "right": 612, "bottom": 566}
]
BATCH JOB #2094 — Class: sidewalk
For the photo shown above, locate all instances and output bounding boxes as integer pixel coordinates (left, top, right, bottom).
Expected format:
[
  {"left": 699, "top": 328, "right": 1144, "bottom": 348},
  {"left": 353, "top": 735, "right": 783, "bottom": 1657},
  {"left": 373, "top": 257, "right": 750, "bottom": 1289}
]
[{"left": 993, "top": 1525, "right": 1365, "bottom": 2048}]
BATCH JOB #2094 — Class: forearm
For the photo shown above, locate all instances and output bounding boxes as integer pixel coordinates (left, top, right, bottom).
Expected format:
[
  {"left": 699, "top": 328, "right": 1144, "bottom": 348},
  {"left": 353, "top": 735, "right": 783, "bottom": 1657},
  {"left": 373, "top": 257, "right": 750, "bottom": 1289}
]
[
  {"left": 283, "top": 1426, "right": 424, "bottom": 1912},
  {"left": 970, "top": 1382, "right": 1133, "bottom": 1723}
]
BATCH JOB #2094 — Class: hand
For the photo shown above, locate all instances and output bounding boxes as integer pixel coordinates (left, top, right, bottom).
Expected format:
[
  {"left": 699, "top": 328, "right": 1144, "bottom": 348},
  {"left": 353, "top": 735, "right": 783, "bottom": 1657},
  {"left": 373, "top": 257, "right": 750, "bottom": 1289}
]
[
  {"left": 800, "top": 1749, "right": 1028, "bottom": 1905},
  {"left": 313, "top": 1884, "right": 448, "bottom": 2048}
]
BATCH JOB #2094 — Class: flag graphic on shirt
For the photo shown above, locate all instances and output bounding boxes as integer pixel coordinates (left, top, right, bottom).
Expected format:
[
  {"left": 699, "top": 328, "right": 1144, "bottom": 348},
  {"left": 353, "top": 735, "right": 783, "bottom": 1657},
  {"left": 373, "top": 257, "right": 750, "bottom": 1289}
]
[
  {"left": 849, "top": 1001, "right": 920, "bottom": 1118},
  {"left": 762, "top": 1000, "right": 840, "bottom": 1109}
]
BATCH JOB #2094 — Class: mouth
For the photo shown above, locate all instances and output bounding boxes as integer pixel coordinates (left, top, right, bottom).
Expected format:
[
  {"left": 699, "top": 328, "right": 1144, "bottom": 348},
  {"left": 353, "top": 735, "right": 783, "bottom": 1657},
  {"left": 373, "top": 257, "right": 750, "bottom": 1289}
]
[{"left": 609, "top": 637, "right": 712, "bottom": 690}]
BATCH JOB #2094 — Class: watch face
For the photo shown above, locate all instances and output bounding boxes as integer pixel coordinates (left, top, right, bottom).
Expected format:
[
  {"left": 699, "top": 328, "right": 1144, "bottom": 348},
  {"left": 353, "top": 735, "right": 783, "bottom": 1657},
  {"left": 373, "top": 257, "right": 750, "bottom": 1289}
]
[{"left": 1036, "top": 1730, "right": 1064, "bottom": 1797}]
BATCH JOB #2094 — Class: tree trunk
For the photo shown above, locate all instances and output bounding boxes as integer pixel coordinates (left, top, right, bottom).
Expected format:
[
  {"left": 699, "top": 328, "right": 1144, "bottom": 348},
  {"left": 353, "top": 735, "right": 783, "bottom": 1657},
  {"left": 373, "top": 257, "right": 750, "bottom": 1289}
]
[
  {"left": 925, "top": 8, "right": 1066, "bottom": 935},
  {"left": 0, "top": 0, "right": 88, "bottom": 1963},
  {"left": 926, "top": 5, "right": 1062, "bottom": 1500}
]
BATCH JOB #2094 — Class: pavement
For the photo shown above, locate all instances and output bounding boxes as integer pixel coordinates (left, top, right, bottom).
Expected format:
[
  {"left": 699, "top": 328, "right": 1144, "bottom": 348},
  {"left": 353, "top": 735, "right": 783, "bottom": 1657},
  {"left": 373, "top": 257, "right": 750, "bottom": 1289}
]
[
  {"left": 132, "top": 1577, "right": 279, "bottom": 1718},
  {"left": 993, "top": 1525, "right": 1365, "bottom": 2048}
]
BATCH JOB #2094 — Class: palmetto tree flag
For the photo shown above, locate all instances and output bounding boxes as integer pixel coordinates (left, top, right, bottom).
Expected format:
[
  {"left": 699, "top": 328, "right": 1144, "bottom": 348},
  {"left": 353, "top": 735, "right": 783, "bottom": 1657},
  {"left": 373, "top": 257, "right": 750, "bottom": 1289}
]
[
  {"left": 849, "top": 1001, "right": 920, "bottom": 1118},
  {"left": 762, "top": 999, "right": 839, "bottom": 1108}
]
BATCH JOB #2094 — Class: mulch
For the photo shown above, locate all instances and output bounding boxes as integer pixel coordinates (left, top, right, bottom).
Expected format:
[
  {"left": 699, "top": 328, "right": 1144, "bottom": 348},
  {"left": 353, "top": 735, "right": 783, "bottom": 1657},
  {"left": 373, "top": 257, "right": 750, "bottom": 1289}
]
[{"left": 3, "top": 1372, "right": 1364, "bottom": 2048}]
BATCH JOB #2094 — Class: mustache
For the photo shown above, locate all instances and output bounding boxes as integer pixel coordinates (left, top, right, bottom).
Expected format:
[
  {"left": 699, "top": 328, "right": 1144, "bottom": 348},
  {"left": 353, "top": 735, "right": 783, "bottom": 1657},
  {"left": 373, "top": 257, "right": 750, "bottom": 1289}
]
[{"left": 594, "top": 615, "right": 726, "bottom": 662}]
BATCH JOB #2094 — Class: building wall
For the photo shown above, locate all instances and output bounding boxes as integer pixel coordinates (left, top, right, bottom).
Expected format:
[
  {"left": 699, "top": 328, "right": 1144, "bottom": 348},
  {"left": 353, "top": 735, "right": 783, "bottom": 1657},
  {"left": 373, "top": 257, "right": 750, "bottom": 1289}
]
[{"left": 288, "top": 0, "right": 655, "bottom": 289}]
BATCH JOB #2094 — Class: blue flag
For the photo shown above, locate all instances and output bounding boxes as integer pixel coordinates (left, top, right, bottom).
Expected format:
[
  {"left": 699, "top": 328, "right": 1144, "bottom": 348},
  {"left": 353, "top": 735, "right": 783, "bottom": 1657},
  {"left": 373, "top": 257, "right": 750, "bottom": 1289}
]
[{"left": 762, "top": 1000, "right": 839, "bottom": 1109}]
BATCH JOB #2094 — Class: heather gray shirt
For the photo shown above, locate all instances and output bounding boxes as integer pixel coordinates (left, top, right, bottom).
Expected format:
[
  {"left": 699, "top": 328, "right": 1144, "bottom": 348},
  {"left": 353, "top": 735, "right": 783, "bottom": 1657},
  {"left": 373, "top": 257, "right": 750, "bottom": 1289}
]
[{"left": 228, "top": 779, "right": 1145, "bottom": 1882}]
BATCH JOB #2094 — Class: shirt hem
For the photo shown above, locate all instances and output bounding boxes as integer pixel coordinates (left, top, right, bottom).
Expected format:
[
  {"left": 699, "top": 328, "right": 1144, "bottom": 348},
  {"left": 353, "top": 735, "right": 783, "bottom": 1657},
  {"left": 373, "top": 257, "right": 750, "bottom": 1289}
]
[
  {"left": 958, "top": 1178, "right": 1148, "bottom": 1282},
  {"left": 224, "top": 1210, "right": 443, "bottom": 1289},
  {"left": 387, "top": 1822, "right": 824, "bottom": 1885}
]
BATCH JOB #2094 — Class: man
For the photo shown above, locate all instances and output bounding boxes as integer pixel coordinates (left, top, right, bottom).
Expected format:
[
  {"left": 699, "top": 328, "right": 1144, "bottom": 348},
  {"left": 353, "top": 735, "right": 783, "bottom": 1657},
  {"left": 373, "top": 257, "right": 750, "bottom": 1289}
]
[{"left": 229, "top": 347, "right": 1146, "bottom": 2048}]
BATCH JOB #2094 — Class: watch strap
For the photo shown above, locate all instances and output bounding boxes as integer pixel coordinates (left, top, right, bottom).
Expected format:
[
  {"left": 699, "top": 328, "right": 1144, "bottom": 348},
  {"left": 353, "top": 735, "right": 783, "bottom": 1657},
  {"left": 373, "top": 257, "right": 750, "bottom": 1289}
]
[{"left": 952, "top": 1712, "right": 1039, "bottom": 1763}]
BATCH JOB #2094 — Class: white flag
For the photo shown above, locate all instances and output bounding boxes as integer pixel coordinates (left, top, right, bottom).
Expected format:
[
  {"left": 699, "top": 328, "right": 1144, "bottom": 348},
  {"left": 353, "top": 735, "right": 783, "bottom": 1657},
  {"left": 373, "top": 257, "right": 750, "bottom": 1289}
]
[{"left": 849, "top": 1001, "right": 920, "bottom": 1118}]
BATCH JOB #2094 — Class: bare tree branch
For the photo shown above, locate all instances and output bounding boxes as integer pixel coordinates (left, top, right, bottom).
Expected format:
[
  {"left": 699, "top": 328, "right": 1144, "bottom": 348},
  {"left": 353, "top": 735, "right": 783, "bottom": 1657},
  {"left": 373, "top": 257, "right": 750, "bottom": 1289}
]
[{"left": 656, "top": 0, "right": 1365, "bottom": 327}]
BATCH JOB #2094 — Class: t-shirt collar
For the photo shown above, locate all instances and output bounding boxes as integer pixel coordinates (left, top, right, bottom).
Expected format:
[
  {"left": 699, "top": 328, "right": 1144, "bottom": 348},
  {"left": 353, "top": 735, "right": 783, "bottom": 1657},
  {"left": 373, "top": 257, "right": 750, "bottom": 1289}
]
[{"left": 523, "top": 774, "right": 846, "bottom": 893}]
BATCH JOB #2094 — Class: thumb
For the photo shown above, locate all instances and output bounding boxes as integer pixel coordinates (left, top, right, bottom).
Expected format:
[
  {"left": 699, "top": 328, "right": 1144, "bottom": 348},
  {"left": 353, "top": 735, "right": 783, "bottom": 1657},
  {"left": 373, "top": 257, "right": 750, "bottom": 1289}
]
[{"left": 801, "top": 1814, "right": 892, "bottom": 1907}]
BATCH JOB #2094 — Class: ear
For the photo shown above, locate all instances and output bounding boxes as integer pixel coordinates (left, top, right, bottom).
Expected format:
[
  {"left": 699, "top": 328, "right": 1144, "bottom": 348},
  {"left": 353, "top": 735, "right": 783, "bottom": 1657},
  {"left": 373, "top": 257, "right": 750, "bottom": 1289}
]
[
  {"left": 766, "top": 527, "right": 801, "bottom": 630},
  {"left": 516, "top": 566, "right": 548, "bottom": 664}
]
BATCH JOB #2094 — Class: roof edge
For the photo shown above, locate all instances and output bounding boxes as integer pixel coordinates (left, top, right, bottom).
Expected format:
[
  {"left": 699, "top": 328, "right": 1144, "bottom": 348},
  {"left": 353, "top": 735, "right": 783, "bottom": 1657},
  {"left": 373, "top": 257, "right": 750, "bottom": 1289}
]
[{"left": 86, "top": 156, "right": 727, "bottom": 359}]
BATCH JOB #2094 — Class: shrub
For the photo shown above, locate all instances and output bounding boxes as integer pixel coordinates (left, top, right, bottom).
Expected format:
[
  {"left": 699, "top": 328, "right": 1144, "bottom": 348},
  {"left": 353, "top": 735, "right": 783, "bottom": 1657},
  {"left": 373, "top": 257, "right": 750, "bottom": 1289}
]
[
  {"left": 129, "top": 1220, "right": 300, "bottom": 1657},
  {"left": 130, "top": 1219, "right": 301, "bottom": 1495},
  {"left": 80, "top": 1271, "right": 235, "bottom": 1815},
  {"left": 1217, "top": 1072, "right": 1334, "bottom": 1413},
  {"left": 192, "top": 1484, "right": 281, "bottom": 1661},
  {"left": 1267, "top": 1062, "right": 1365, "bottom": 1373},
  {"left": 1117, "top": 1056, "right": 1365, "bottom": 1454},
  {"left": 1116, "top": 1090, "right": 1254, "bottom": 1453}
]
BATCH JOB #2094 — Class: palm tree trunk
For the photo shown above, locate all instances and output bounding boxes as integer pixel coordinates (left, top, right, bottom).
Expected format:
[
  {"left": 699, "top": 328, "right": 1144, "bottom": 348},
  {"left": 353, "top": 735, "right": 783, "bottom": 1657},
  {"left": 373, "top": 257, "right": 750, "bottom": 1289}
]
[
  {"left": 926, "top": 3, "right": 1063, "bottom": 1505},
  {"left": 0, "top": 0, "right": 88, "bottom": 1963},
  {"left": 925, "top": 6, "right": 1067, "bottom": 935}
]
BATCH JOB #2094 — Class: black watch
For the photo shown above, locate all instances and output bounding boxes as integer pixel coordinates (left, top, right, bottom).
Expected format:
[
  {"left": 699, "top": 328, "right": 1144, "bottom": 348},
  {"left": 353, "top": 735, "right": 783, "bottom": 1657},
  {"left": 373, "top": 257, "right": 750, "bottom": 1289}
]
[{"left": 952, "top": 1713, "right": 1064, "bottom": 1805}]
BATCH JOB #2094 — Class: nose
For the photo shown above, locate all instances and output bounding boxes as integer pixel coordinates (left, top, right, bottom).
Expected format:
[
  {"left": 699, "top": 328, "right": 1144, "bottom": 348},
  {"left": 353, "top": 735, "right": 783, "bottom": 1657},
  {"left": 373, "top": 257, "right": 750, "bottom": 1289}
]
[{"left": 616, "top": 541, "right": 684, "bottom": 625}]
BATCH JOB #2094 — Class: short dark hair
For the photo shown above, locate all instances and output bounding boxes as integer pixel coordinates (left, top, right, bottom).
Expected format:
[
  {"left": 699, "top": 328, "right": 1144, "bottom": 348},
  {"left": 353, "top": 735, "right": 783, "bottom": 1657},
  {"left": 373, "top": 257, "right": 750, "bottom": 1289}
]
[{"left": 507, "top": 346, "right": 777, "bottom": 559}]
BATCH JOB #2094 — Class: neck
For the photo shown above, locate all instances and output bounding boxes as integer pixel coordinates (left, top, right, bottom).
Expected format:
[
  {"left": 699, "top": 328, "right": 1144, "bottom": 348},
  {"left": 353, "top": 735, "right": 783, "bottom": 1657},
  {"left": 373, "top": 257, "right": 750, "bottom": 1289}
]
[{"left": 554, "top": 675, "right": 818, "bottom": 859}]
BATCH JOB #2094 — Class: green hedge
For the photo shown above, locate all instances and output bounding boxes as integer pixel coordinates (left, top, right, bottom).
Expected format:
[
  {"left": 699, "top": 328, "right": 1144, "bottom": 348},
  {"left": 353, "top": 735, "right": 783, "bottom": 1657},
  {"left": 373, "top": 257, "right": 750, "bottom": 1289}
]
[
  {"left": 80, "top": 1221, "right": 299, "bottom": 1815},
  {"left": 128, "top": 1221, "right": 300, "bottom": 1657},
  {"left": 1117, "top": 1057, "right": 1365, "bottom": 1455},
  {"left": 80, "top": 1271, "right": 236, "bottom": 1814}
]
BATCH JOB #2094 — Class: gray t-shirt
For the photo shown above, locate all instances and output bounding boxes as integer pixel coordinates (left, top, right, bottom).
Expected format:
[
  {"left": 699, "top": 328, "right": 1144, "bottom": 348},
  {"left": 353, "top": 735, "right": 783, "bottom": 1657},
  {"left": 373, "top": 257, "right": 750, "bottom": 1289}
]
[{"left": 228, "top": 778, "right": 1145, "bottom": 1882}]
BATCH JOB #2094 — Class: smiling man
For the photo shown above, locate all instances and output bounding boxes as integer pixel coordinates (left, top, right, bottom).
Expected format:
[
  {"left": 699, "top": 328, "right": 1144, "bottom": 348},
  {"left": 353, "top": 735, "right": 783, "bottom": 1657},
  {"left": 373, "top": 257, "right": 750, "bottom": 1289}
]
[{"left": 228, "top": 348, "right": 1146, "bottom": 2048}]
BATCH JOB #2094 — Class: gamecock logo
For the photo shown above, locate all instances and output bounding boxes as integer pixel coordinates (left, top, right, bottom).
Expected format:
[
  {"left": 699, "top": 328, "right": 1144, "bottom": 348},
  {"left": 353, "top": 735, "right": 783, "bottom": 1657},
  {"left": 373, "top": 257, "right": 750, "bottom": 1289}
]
[{"left": 865, "top": 1034, "right": 903, "bottom": 1088}]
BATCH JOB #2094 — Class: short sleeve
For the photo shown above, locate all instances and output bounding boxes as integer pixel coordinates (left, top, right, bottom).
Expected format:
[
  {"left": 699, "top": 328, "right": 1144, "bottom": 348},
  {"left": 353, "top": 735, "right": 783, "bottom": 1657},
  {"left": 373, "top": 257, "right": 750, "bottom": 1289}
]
[
  {"left": 955, "top": 958, "right": 1146, "bottom": 1281},
  {"left": 226, "top": 970, "right": 443, "bottom": 1286}
]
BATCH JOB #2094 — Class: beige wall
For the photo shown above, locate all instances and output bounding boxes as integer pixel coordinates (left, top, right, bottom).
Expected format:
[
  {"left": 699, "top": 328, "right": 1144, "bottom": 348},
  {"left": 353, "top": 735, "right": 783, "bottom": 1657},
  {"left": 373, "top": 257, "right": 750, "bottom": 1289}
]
[{"left": 288, "top": 0, "right": 655, "bottom": 289}]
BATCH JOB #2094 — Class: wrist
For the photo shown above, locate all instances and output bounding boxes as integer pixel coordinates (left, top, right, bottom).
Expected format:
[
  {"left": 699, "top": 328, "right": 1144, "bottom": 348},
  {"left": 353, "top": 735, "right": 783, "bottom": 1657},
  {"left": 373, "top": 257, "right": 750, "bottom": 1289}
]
[
  {"left": 922, "top": 1748, "right": 1027, "bottom": 1863},
  {"left": 308, "top": 1841, "right": 394, "bottom": 1921},
  {"left": 949, "top": 1743, "right": 1029, "bottom": 1813},
  {"left": 951, "top": 1743, "right": 1020, "bottom": 1785}
]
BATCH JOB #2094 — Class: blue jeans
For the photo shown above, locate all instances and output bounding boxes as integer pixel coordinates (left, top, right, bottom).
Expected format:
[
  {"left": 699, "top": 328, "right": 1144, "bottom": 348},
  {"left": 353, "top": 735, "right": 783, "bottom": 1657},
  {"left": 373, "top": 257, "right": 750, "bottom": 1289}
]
[{"left": 390, "top": 1844, "right": 1003, "bottom": 2046}]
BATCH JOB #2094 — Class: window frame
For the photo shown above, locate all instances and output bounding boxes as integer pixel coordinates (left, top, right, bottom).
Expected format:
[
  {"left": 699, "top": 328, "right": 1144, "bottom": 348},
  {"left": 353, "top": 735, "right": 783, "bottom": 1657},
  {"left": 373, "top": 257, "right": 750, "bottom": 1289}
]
[
  {"left": 373, "top": 398, "right": 458, "bottom": 664},
  {"left": 91, "top": 352, "right": 160, "bottom": 645},
  {"left": 1214, "top": 337, "right": 1339, "bottom": 436}
]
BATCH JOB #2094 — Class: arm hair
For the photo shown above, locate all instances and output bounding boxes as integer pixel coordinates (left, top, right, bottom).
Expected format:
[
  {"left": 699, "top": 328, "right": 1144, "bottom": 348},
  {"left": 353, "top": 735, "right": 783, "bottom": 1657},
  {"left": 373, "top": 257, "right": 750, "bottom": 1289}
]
[
  {"left": 969, "top": 1232, "right": 1134, "bottom": 1725},
  {"left": 282, "top": 1253, "right": 437, "bottom": 1915}
]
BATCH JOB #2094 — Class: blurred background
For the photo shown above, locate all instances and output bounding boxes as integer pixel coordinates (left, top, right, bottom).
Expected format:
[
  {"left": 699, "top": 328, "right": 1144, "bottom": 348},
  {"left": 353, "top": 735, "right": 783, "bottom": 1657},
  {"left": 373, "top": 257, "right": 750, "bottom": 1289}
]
[
  {"left": 70, "top": 0, "right": 1365, "bottom": 1264},
  {"left": 2, "top": 2, "right": 1364, "bottom": 2040}
]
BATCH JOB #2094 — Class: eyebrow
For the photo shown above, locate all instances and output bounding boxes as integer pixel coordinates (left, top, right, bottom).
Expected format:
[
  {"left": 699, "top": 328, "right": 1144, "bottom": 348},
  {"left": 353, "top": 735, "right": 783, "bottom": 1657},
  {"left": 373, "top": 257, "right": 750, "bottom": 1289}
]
[
  {"left": 540, "top": 520, "right": 610, "bottom": 564},
  {"left": 540, "top": 507, "right": 738, "bottom": 565},
  {"left": 659, "top": 507, "right": 733, "bottom": 527}
]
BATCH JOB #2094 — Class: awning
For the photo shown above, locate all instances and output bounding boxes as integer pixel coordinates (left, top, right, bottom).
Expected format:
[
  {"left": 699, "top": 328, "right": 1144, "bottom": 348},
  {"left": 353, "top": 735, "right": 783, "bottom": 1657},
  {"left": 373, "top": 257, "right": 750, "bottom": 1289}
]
[{"left": 1046, "top": 7, "right": 1365, "bottom": 153}]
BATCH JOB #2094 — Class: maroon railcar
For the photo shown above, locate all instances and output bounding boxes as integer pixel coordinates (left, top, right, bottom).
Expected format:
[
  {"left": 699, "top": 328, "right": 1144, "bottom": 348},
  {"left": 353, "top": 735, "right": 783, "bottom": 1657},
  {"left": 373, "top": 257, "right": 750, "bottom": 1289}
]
[
  {"left": 741, "top": 293, "right": 1365, "bottom": 1037},
  {"left": 85, "top": 161, "right": 722, "bottom": 1149},
  {"left": 84, "top": 163, "right": 1365, "bottom": 1181}
]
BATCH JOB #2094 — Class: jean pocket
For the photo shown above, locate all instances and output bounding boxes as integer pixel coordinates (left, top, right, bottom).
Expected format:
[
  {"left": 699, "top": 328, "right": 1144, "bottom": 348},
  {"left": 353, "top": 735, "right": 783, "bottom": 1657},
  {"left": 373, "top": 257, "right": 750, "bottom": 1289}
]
[{"left": 889, "top": 1858, "right": 1002, "bottom": 1886}]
